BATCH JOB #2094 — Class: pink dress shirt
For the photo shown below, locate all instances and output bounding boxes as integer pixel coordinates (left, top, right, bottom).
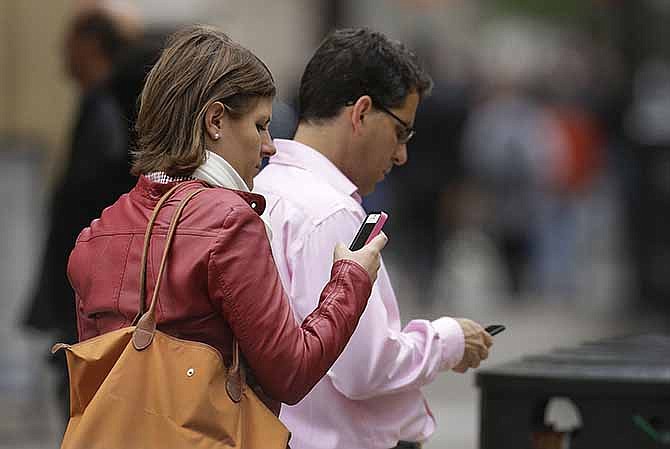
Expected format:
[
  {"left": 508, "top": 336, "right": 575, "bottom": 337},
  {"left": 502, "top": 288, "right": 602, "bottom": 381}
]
[{"left": 254, "top": 139, "right": 465, "bottom": 449}]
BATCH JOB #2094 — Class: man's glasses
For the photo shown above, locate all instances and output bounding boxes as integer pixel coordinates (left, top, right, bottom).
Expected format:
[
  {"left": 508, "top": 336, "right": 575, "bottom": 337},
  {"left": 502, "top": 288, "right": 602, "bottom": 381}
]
[
  {"left": 346, "top": 99, "right": 415, "bottom": 144},
  {"left": 375, "top": 103, "right": 415, "bottom": 144}
]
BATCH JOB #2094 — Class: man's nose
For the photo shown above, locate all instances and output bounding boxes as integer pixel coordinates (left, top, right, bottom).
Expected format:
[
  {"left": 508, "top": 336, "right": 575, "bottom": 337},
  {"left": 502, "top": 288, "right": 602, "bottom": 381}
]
[{"left": 393, "top": 144, "right": 408, "bottom": 166}]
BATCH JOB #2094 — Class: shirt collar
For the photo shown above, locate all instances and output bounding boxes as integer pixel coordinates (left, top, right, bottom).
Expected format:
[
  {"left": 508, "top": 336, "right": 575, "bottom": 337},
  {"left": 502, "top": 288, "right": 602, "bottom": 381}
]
[{"left": 268, "top": 139, "right": 361, "bottom": 203}]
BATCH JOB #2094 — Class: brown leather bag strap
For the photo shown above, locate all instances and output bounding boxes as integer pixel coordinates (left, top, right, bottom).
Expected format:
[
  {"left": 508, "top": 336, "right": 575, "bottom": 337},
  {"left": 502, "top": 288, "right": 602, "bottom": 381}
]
[
  {"left": 131, "top": 185, "right": 246, "bottom": 400},
  {"left": 132, "top": 188, "right": 206, "bottom": 350},
  {"left": 145, "top": 188, "right": 205, "bottom": 320},
  {"left": 133, "top": 183, "right": 183, "bottom": 324},
  {"left": 225, "top": 338, "right": 246, "bottom": 403}
]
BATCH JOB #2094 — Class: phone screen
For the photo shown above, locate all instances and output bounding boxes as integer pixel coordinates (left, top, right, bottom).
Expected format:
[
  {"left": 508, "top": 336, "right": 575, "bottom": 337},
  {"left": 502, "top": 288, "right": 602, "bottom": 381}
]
[{"left": 485, "top": 325, "right": 506, "bottom": 336}]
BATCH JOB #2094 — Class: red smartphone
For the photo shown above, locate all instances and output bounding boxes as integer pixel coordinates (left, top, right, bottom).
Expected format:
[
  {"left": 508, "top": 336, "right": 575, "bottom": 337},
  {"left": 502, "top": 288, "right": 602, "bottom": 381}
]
[{"left": 349, "top": 212, "right": 388, "bottom": 251}]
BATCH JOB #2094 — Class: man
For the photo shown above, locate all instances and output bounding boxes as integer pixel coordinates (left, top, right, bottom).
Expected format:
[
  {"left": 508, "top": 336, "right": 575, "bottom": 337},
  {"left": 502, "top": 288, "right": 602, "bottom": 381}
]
[{"left": 254, "top": 28, "right": 493, "bottom": 449}]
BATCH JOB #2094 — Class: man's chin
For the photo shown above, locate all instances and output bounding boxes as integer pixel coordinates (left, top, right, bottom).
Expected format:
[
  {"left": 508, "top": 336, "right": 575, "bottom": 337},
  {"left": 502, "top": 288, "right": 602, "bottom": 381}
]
[{"left": 360, "top": 184, "right": 376, "bottom": 197}]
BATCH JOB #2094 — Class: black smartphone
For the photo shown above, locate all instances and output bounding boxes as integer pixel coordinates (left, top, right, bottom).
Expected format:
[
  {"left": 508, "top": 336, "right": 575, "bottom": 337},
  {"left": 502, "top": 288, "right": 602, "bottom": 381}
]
[
  {"left": 349, "top": 212, "right": 388, "bottom": 251},
  {"left": 485, "top": 324, "right": 506, "bottom": 336}
]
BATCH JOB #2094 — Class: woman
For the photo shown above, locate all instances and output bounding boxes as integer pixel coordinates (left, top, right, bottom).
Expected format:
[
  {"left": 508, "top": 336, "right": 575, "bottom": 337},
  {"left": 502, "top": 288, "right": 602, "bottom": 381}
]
[{"left": 66, "top": 25, "right": 386, "bottom": 415}]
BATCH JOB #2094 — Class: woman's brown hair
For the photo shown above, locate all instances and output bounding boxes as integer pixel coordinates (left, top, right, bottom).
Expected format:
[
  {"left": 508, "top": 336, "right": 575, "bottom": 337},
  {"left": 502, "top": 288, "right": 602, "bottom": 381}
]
[{"left": 132, "top": 25, "right": 276, "bottom": 177}]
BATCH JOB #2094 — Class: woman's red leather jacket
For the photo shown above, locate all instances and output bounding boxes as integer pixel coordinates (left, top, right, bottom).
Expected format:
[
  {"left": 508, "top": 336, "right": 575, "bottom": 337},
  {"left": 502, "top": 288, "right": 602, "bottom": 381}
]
[{"left": 67, "top": 176, "right": 372, "bottom": 413}]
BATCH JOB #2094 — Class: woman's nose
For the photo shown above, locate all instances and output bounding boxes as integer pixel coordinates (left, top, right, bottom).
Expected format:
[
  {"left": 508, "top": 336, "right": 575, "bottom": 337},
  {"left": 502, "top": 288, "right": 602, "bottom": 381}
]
[{"left": 261, "top": 132, "right": 276, "bottom": 157}]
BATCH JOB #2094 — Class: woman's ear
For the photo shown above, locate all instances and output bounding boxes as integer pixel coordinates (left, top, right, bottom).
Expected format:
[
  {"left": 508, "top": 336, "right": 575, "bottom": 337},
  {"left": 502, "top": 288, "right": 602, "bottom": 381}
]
[
  {"left": 350, "top": 95, "right": 373, "bottom": 134},
  {"left": 204, "top": 101, "right": 227, "bottom": 141}
]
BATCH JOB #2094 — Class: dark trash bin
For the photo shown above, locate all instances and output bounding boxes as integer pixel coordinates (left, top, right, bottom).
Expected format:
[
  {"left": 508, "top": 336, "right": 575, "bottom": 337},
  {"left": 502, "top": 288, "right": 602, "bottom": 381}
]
[{"left": 477, "top": 334, "right": 670, "bottom": 448}]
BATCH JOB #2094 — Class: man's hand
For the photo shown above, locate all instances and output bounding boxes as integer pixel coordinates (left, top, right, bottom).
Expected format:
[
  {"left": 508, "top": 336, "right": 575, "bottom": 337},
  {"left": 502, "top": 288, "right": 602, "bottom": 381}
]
[
  {"left": 452, "top": 318, "right": 493, "bottom": 373},
  {"left": 333, "top": 232, "right": 388, "bottom": 283}
]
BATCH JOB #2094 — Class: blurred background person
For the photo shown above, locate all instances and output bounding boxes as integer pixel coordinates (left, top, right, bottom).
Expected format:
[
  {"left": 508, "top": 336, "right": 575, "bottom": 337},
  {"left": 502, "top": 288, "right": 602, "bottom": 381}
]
[
  {"left": 460, "top": 80, "right": 559, "bottom": 299},
  {"left": 625, "top": 59, "right": 670, "bottom": 317},
  {"left": 22, "top": 2, "right": 141, "bottom": 425},
  {"left": 382, "top": 65, "right": 473, "bottom": 308}
]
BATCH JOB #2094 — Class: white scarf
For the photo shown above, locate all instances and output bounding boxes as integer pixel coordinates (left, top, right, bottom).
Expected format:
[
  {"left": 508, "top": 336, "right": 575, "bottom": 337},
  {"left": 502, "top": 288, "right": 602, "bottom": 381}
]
[{"left": 193, "top": 150, "right": 273, "bottom": 240}]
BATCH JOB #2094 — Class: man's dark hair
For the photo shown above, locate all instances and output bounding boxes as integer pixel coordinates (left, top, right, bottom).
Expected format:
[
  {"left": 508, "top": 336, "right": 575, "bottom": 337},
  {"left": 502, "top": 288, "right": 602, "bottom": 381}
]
[
  {"left": 71, "top": 10, "right": 130, "bottom": 63},
  {"left": 298, "top": 28, "right": 433, "bottom": 124}
]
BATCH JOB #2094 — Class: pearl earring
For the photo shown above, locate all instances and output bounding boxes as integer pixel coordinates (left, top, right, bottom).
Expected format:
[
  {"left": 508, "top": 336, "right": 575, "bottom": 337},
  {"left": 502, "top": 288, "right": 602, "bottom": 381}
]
[{"left": 214, "top": 133, "right": 220, "bottom": 140}]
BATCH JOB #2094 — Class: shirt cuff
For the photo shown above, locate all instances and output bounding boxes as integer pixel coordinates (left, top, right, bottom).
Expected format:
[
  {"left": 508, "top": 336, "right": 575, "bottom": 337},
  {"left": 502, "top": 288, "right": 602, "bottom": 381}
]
[{"left": 431, "top": 317, "right": 465, "bottom": 371}]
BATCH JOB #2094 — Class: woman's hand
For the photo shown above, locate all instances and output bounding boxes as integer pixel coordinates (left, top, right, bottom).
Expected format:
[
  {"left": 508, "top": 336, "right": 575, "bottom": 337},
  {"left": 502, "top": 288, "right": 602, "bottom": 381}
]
[{"left": 333, "top": 232, "right": 388, "bottom": 283}]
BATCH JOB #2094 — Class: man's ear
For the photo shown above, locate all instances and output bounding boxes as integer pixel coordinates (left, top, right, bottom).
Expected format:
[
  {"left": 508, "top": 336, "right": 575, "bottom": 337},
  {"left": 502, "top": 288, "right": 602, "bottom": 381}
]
[
  {"left": 204, "top": 101, "right": 227, "bottom": 141},
  {"left": 350, "top": 95, "right": 373, "bottom": 134}
]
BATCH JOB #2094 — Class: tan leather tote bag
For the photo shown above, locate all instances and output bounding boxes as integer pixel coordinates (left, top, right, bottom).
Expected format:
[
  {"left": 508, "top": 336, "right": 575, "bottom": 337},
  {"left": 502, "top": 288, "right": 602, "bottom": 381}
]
[{"left": 52, "top": 185, "right": 290, "bottom": 449}]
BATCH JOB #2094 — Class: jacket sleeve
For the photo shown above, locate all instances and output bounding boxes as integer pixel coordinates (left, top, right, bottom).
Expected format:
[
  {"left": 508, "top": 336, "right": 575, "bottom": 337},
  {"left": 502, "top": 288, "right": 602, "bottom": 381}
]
[{"left": 208, "top": 205, "right": 372, "bottom": 405}]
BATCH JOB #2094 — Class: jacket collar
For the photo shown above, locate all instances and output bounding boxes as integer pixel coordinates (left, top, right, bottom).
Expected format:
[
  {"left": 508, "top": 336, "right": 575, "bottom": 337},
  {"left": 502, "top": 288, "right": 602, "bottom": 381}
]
[{"left": 134, "top": 175, "right": 266, "bottom": 216}]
